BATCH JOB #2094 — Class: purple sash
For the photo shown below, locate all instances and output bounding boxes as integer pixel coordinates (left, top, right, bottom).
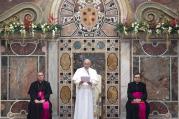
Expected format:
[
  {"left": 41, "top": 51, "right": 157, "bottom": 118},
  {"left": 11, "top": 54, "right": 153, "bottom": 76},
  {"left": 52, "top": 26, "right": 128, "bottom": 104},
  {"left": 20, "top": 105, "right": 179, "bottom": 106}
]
[
  {"left": 38, "top": 91, "right": 50, "bottom": 119},
  {"left": 131, "top": 92, "right": 146, "bottom": 119}
]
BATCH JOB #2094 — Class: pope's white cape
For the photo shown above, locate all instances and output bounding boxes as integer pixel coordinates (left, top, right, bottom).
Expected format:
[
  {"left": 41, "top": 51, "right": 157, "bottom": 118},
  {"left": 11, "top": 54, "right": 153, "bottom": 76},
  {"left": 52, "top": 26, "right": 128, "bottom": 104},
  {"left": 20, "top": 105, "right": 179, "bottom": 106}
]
[{"left": 72, "top": 67, "right": 98, "bottom": 119}]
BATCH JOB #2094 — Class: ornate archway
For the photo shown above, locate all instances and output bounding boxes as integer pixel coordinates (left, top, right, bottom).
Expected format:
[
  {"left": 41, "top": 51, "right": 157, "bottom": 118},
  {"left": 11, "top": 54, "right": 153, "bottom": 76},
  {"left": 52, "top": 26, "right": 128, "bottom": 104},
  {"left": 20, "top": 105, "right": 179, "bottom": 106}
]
[{"left": 51, "top": 0, "right": 128, "bottom": 37}]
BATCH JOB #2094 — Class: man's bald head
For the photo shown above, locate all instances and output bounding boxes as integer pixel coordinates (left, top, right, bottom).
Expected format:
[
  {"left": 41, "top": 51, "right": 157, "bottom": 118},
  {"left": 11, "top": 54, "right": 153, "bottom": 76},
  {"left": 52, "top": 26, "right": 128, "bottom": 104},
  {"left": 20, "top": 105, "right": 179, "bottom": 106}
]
[{"left": 83, "top": 59, "right": 92, "bottom": 69}]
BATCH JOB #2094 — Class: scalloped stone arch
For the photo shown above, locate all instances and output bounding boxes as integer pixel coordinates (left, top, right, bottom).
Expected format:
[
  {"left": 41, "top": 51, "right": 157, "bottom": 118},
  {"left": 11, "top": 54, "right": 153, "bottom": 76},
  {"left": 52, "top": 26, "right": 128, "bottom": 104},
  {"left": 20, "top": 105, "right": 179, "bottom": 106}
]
[
  {"left": 0, "top": 2, "right": 43, "bottom": 23},
  {"left": 135, "top": 1, "right": 178, "bottom": 22},
  {"left": 50, "top": 0, "right": 128, "bottom": 23}
]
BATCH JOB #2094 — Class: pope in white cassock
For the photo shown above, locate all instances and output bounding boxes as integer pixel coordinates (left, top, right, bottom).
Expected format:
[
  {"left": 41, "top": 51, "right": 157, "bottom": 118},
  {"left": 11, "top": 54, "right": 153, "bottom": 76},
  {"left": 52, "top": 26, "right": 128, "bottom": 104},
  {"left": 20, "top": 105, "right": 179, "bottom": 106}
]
[{"left": 73, "top": 59, "right": 98, "bottom": 119}]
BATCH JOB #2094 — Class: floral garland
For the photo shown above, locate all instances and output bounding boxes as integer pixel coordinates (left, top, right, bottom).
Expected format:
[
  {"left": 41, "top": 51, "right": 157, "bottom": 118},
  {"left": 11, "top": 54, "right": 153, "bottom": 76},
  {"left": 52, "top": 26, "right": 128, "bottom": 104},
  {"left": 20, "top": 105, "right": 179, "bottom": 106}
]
[
  {"left": 0, "top": 22, "right": 62, "bottom": 38},
  {"left": 115, "top": 20, "right": 179, "bottom": 36}
]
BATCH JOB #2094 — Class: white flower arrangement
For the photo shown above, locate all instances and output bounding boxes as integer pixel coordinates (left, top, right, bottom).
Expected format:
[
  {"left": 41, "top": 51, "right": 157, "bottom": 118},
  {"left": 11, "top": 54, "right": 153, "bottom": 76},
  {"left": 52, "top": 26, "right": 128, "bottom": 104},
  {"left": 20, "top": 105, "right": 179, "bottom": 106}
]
[
  {"left": 0, "top": 22, "right": 62, "bottom": 38},
  {"left": 115, "top": 20, "right": 179, "bottom": 36}
]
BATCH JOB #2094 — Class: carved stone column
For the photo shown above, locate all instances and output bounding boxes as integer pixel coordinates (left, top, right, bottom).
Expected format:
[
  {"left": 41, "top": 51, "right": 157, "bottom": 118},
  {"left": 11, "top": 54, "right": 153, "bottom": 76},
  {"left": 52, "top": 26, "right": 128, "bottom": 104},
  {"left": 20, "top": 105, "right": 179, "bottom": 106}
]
[
  {"left": 120, "top": 40, "right": 131, "bottom": 118},
  {"left": 48, "top": 41, "right": 59, "bottom": 118}
]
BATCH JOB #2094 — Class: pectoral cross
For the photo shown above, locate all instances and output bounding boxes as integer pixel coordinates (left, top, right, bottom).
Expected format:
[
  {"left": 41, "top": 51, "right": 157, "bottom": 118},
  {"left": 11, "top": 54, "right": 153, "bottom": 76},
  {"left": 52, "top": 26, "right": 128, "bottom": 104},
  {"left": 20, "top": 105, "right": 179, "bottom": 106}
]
[{"left": 86, "top": 69, "right": 89, "bottom": 75}]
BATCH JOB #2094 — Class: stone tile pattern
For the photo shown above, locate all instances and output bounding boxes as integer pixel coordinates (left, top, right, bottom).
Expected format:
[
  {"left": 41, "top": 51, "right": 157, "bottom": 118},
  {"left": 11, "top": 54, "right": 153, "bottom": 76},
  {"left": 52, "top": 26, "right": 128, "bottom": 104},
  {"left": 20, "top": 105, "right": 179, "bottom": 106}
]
[
  {"left": 0, "top": 40, "right": 46, "bottom": 118},
  {"left": 133, "top": 40, "right": 178, "bottom": 118}
]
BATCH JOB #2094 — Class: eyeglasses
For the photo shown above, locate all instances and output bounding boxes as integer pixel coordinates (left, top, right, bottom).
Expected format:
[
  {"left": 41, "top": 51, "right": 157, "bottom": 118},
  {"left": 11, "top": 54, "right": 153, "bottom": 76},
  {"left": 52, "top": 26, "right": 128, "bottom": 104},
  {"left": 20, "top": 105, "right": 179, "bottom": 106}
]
[{"left": 38, "top": 75, "right": 44, "bottom": 76}]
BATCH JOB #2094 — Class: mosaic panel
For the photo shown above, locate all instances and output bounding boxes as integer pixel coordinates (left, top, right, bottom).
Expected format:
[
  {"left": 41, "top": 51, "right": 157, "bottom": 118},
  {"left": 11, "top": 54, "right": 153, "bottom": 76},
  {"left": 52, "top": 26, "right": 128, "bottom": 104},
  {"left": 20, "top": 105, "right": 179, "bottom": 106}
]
[
  {"left": 60, "top": 53, "right": 71, "bottom": 70},
  {"left": 106, "top": 106, "right": 119, "bottom": 118},
  {"left": 107, "top": 85, "right": 118, "bottom": 104},
  {"left": 59, "top": 72, "right": 72, "bottom": 84},
  {"left": 107, "top": 73, "right": 119, "bottom": 84},
  {"left": 60, "top": 85, "right": 72, "bottom": 105},
  {"left": 58, "top": 38, "right": 120, "bottom": 119},
  {"left": 59, "top": 40, "right": 72, "bottom": 52},
  {"left": 59, "top": 106, "right": 73, "bottom": 118},
  {"left": 71, "top": 39, "right": 107, "bottom": 52},
  {"left": 107, "top": 39, "right": 119, "bottom": 52},
  {"left": 107, "top": 53, "right": 118, "bottom": 71},
  {"left": 107, "top": 53, "right": 119, "bottom": 73},
  {"left": 73, "top": 41, "right": 82, "bottom": 50},
  {"left": 59, "top": 0, "right": 120, "bottom": 37}
]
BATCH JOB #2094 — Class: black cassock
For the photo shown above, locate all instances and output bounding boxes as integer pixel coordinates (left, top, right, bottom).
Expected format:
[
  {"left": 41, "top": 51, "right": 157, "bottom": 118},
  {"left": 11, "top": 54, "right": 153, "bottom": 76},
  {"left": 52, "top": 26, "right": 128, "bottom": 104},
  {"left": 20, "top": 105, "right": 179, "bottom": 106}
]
[
  {"left": 126, "top": 82, "right": 150, "bottom": 119},
  {"left": 27, "top": 80, "right": 52, "bottom": 119}
]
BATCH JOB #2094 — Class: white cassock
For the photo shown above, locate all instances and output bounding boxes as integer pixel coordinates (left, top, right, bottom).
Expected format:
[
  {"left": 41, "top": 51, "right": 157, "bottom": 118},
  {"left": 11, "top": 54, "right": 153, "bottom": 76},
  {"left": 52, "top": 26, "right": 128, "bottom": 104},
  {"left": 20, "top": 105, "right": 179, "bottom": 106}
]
[{"left": 73, "top": 67, "right": 98, "bottom": 119}]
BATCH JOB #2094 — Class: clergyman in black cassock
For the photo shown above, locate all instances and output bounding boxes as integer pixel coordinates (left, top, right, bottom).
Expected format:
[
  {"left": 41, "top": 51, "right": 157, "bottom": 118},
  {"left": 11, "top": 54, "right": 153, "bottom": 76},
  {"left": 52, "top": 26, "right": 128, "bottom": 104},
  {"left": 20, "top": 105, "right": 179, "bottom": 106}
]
[
  {"left": 27, "top": 72, "right": 52, "bottom": 119},
  {"left": 126, "top": 73, "right": 150, "bottom": 119}
]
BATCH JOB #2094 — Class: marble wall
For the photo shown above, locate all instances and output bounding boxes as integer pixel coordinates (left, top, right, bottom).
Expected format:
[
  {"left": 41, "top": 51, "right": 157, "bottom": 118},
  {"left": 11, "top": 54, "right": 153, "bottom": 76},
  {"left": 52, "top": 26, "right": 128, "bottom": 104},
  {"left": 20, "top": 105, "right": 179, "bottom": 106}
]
[
  {"left": 0, "top": 38, "right": 179, "bottom": 119},
  {"left": 133, "top": 39, "right": 178, "bottom": 119},
  {"left": 0, "top": 40, "right": 47, "bottom": 118},
  {"left": 0, "top": 0, "right": 179, "bottom": 119}
]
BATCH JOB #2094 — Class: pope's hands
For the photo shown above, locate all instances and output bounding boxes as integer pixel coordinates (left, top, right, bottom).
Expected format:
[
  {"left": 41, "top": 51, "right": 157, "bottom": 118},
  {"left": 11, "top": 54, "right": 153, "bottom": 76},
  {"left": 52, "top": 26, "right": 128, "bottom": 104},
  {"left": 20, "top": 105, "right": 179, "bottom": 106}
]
[
  {"left": 79, "top": 81, "right": 84, "bottom": 85},
  {"left": 34, "top": 99, "right": 45, "bottom": 103},
  {"left": 79, "top": 81, "right": 92, "bottom": 86}
]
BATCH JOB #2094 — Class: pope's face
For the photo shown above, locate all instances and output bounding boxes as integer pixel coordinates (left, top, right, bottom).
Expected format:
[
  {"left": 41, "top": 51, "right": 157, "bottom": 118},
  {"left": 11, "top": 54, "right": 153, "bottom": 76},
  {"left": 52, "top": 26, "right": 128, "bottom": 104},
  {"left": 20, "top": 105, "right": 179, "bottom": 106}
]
[{"left": 83, "top": 60, "right": 91, "bottom": 69}]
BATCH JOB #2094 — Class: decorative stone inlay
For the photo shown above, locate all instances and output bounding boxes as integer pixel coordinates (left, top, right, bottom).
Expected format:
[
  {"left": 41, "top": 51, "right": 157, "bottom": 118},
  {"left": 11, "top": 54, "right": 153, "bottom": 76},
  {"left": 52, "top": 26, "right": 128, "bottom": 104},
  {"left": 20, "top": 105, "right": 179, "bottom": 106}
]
[
  {"left": 107, "top": 86, "right": 118, "bottom": 104},
  {"left": 107, "top": 53, "right": 118, "bottom": 71},
  {"left": 60, "top": 53, "right": 71, "bottom": 70},
  {"left": 73, "top": 41, "right": 82, "bottom": 49},
  {"left": 59, "top": 0, "right": 119, "bottom": 37},
  {"left": 96, "top": 41, "right": 105, "bottom": 49},
  {"left": 60, "top": 86, "right": 71, "bottom": 104},
  {"left": 10, "top": 42, "right": 38, "bottom": 55}
]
